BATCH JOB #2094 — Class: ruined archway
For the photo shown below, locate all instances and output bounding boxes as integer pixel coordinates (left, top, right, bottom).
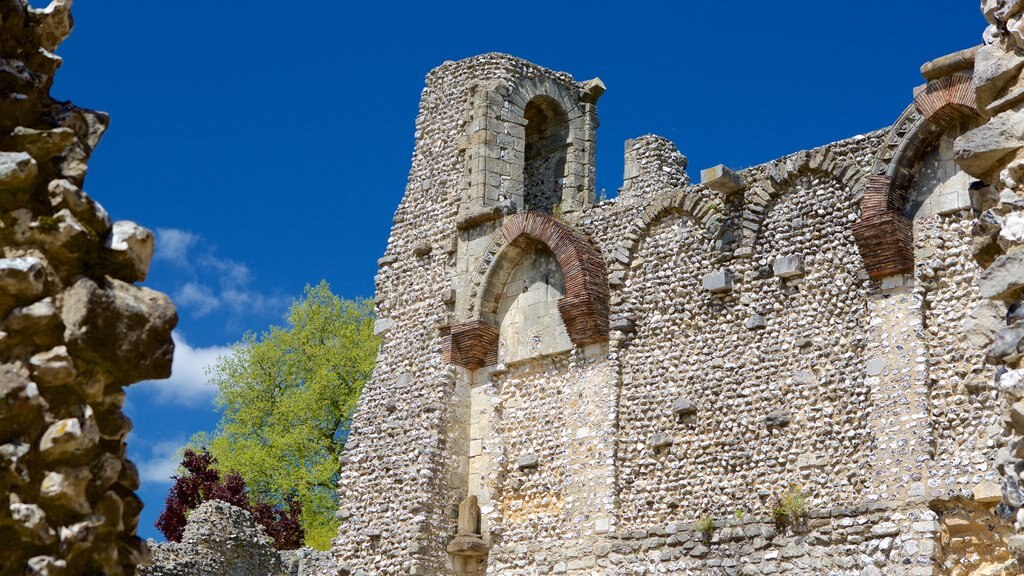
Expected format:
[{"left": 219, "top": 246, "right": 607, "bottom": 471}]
[{"left": 449, "top": 211, "right": 609, "bottom": 370}]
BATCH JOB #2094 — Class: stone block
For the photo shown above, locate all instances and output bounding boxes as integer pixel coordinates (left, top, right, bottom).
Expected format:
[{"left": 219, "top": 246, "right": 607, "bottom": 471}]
[
  {"left": 975, "top": 43, "right": 1024, "bottom": 109},
  {"left": 702, "top": 270, "right": 733, "bottom": 293},
  {"left": 0, "top": 257, "right": 46, "bottom": 302},
  {"left": 373, "top": 318, "right": 396, "bottom": 337},
  {"left": 864, "top": 358, "right": 887, "bottom": 376},
  {"left": 978, "top": 251, "right": 1024, "bottom": 299},
  {"left": 987, "top": 321, "right": 1024, "bottom": 363},
  {"left": 649, "top": 433, "right": 673, "bottom": 450},
  {"left": 61, "top": 278, "right": 177, "bottom": 383},
  {"left": 772, "top": 255, "right": 804, "bottom": 279},
  {"left": 972, "top": 480, "right": 1003, "bottom": 503},
  {"left": 102, "top": 221, "right": 154, "bottom": 283},
  {"left": 963, "top": 300, "right": 1008, "bottom": 349},
  {"left": 517, "top": 454, "right": 538, "bottom": 470},
  {"left": 700, "top": 165, "right": 746, "bottom": 194},
  {"left": 1011, "top": 402, "right": 1024, "bottom": 436},
  {"left": 0, "top": 151, "right": 38, "bottom": 189},
  {"left": 954, "top": 110, "right": 1024, "bottom": 177}
]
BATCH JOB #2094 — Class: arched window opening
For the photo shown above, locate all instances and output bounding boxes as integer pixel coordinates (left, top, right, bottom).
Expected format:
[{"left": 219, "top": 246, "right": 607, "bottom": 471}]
[
  {"left": 523, "top": 96, "right": 569, "bottom": 214},
  {"left": 487, "top": 238, "right": 572, "bottom": 364}
]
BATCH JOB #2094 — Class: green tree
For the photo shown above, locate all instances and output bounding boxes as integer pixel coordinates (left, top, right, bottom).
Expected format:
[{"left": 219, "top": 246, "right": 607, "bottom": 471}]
[{"left": 192, "top": 281, "right": 378, "bottom": 549}]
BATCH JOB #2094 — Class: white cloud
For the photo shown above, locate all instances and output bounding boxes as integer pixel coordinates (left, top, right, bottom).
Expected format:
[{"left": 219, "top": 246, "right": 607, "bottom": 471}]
[
  {"left": 221, "top": 288, "right": 291, "bottom": 315},
  {"left": 137, "top": 332, "right": 231, "bottom": 406},
  {"left": 151, "top": 229, "right": 288, "bottom": 321},
  {"left": 175, "top": 282, "right": 221, "bottom": 317},
  {"left": 137, "top": 439, "right": 185, "bottom": 485},
  {"left": 154, "top": 228, "right": 198, "bottom": 266},
  {"left": 201, "top": 256, "right": 252, "bottom": 288}
]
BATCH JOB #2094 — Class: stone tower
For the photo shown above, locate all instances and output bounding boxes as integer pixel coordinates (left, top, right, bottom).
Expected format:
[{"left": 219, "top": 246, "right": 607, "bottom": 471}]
[{"left": 332, "top": 53, "right": 614, "bottom": 575}]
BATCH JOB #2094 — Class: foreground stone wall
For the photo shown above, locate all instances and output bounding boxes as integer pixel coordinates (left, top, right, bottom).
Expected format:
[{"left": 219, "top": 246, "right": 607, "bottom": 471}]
[
  {"left": 950, "top": 0, "right": 1024, "bottom": 570},
  {"left": 0, "top": 1, "right": 176, "bottom": 574}
]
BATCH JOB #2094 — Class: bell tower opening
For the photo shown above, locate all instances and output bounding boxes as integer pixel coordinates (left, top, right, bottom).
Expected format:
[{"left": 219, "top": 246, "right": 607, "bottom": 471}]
[{"left": 523, "top": 96, "right": 569, "bottom": 214}]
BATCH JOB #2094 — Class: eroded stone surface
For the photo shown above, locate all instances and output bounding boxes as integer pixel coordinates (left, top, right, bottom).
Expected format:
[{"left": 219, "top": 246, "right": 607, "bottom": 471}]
[{"left": 0, "top": 1, "right": 176, "bottom": 574}]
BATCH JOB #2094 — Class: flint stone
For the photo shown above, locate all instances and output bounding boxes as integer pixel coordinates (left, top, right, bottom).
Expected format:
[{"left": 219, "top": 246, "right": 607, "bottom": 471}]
[
  {"left": 10, "top": 126, "right": 76, "bottom": 162},
  {"left": 103, "top": 221, "right": 154, "bottom": 283},
  {"left": 40, "top": 467, "right": 92, "bottom": 514},
  {"left": 25, "top": 556, "right": 66, "bottom": 576},
  {"left": 672, "top": 398, "right": 697, "bottom": 417},
  {"left": 62, "top": 277, "right": 177, "bottom": 383},
  {"left": 983, "top": 0, "right": 1024, "bottom": 24},
  {"left": 1002, "top": 212, "right": 1024, "bottom": 244},
  {"left": 978, "top": 251, "right": 1024, "bottom": 299},
  {"left": 39, "top": 414, "right": 98, "bottom": 461},
  {"left": 47, "top": 179, "right": 110, "bottom": 235},
  {"left": 1004, "top": 474, "right": 1024, "bottom": 508},
  {"left": 954, "top": 110, "right": 1024, "bottom": 177},
  {"left": 772, "top": 255, "right": 804, "bottom": 279},
  {"left": 10, "top": 501, "right": 51, "bottom": 543},
  {"left": 764, "top": 410, "right": 790, "bottom": 427},
  {"left": 4, "top": 297, "right": 59, "bottom": 333},
  {"left": 744, "top": 314, "right": 766, "bottom": 330},
  {"left": 1010, "top": 535, "right": 1024, "bottom": 558},
  {"left": 988, "top": 321, "right": 1024, "bottom": 363}
]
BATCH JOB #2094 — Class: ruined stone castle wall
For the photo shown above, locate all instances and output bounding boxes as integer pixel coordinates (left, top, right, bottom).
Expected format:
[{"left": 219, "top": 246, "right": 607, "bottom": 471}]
[
  {"left": 0, "top": 2, "right": 177, "bottom": 574},
  {"left": 336, "top": 12, "right": 1016, "bottom": 576}
]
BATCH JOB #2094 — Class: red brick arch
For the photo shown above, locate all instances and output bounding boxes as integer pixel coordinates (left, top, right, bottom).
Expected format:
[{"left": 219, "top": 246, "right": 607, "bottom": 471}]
[{"left": 449, "top": 211, "right": 609, "bottom": 370}]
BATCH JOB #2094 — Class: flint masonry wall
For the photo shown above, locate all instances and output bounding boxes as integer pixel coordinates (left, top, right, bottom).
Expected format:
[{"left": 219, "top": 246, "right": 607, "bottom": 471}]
[
  {"left": 0, "top": 1, "right": 177, "bottom": 575},
  {"left": 337, "top": 20, "right": 1017, "bottom": 576}
]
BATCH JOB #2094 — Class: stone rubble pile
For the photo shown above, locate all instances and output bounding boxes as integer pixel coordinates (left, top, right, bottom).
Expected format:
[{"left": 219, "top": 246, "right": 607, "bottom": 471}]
[
  {"left": 0, "top": 1, "right": 177, "bottom": 574},
  {"left": 141, "top": 500, "right": 336, "bottom": 576}
]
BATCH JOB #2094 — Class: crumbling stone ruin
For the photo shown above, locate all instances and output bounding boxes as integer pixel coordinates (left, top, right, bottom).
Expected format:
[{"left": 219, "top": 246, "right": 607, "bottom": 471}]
[
  {"left": 141, "top": 500, "right": 336, "bottom": 576},
  {"left": 4, "top": 0, "right": 1024, "bottom": 575},
  {"left": 0, "top": 1, "right": 176, "bottom": 574},
  {"left": 332, "top": 4, "right": 1024, "bottom": 576}
]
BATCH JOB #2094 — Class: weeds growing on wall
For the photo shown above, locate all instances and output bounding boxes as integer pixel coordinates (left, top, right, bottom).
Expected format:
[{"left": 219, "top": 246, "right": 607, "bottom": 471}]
[
  {"left": 771, "top": 484, "right": 808, "bottom": 531},
  {"left": 697, "top": 515, "right": 715, "bottom": 541}
]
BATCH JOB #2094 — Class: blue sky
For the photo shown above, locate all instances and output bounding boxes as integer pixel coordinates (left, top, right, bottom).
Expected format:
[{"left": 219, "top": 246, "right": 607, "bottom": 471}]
[{"left": 48, "top": 1, "right": 984, "bottom": 541}]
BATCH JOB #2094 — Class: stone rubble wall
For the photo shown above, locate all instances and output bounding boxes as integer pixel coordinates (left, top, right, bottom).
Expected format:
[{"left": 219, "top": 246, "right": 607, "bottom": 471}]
[
  {"left": 0, "top": 1, "right": 177, "bottom": 575},
  {"left": 334, "top": 39, "right": 1016, "bottom": 575},
  {"left": 951, "top": 0, "right": 1024, "bottom": 570},
  {"left": 332, "top": 2, "right": 1024, "bottom": 574}
]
